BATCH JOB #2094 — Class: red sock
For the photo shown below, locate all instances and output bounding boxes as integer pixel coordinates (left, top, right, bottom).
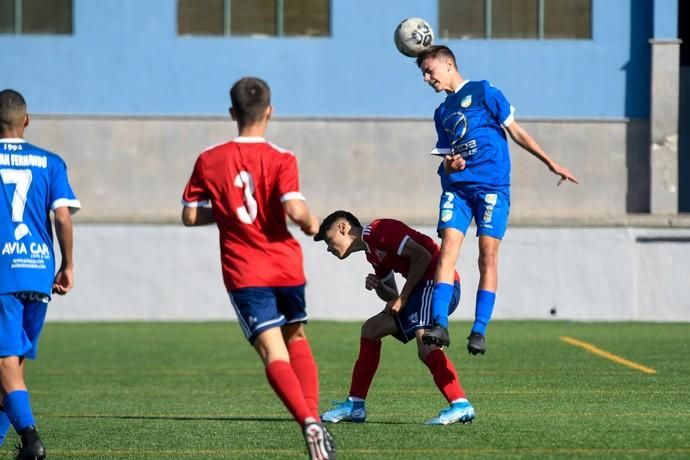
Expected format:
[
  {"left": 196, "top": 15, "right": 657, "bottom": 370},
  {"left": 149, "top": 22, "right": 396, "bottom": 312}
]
[
  {"left": 424, "top": 349, "right": 465, "bottom": 402},
  {"left": 288, "top": 338, "right": 320, "bottom": 419},
  {"left": 348, "top": 337, "right": 382, "bottom": 399},
  {"left": 265, "top": 360, "right": 312, "bottom": 425}
]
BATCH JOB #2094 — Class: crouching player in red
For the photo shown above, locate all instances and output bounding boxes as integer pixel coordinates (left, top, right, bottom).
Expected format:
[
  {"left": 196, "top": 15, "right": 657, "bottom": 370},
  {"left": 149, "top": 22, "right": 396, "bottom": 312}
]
[
  {"left": 314, "top": 211, "right": 475, "bottom": 425},
  {"left": 181, "top": 77, "right": 334, "bottom": 459}
]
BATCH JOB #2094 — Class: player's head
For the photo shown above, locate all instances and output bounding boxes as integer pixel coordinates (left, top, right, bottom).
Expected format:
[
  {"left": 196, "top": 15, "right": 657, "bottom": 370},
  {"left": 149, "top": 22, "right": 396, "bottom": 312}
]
[
  {"left": 0, "top": 89, "right": 29, "bottom": 135},
  {"left": 314, "top": 210, "right": 362, "bottom": 259},
  {"left": 229, "top": 77, "right": 272, "bottom": 127},
  {"left": 416, "top": 45, "right": 459, "bottom": 93}
]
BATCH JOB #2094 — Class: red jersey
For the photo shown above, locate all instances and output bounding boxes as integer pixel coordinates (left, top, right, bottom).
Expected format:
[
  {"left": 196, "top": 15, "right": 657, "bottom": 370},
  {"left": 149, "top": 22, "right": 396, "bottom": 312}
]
[
  {"left": 182, "top": 136, "right": 306, "bottom": 291},
  {"left": 362, "top": 219, "right": 460, "bottom": 283}
]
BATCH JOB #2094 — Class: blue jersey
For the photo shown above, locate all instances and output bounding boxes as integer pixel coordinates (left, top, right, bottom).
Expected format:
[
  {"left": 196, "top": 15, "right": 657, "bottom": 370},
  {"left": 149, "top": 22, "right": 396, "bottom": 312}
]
[
  {"left": 0, "top": 138, "right": 80, "bottom": 296},
  {"left": 432, "top": 80, "right": 514, "bottom": 187}
]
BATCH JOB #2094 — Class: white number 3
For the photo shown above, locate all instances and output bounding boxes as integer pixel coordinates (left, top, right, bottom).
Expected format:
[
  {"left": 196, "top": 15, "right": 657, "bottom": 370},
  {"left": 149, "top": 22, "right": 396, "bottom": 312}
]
[{"left": 233, "top": 171, "right": 257, "bottom": 224}]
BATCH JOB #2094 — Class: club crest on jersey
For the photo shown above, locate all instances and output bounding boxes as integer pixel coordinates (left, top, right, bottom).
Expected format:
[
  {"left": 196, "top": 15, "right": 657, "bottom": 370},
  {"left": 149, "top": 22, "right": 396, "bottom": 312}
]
[
  {"left": 375, "top": 249, "right": 387, "bottom": 260},
  {"left": 461, "top": 95, "right": 472, "bottom": 108}
]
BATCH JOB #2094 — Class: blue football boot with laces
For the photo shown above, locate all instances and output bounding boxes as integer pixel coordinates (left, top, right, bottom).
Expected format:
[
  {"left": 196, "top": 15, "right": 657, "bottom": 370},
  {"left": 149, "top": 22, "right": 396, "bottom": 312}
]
[
  {"left": 425, "top": 400, "right": 475, "bottom": 425},
  {"left": 321, "top": 398, "right": 367, "bottom": 423}
]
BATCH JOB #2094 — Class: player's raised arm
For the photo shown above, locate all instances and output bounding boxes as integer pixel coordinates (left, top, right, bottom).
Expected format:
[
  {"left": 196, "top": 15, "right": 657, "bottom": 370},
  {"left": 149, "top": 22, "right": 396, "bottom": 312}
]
[
  {"left": 505, "top": 121, "right": 579, "bottom": 185},
  {"left": 284, "top": 199, "right": 319, "bottom": 236},
  {"left": 52, "top": 206, "right": 74, "bottom": 295}
]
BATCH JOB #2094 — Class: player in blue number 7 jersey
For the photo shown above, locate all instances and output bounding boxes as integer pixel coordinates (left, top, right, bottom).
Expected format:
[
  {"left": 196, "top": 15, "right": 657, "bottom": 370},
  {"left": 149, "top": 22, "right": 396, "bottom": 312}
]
[
  {"left": 0, "top": 89, "right": 80, "bottom": 459},
  {"left": 415, "top": 46, "right": 578, "bottom": 354}
]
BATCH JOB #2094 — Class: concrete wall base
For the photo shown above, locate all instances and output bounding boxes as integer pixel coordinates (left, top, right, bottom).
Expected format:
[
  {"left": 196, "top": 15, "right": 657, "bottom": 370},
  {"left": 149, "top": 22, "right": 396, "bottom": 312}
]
[{"left": 47, "top": 224, "right": 690, "bottom": 322}]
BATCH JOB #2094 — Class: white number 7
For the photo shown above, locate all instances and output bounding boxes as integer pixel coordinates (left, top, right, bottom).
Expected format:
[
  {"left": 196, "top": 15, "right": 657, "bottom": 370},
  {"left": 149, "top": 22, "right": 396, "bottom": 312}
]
[{"left": 1, "top": 168, "right": 32, "bottom": 222}]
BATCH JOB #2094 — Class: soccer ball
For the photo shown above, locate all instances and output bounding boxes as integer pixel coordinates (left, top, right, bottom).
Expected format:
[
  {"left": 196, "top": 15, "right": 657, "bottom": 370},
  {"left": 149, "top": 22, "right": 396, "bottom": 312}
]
[{"left": 394, "top": 17, "right": 434, "bottom": 57}]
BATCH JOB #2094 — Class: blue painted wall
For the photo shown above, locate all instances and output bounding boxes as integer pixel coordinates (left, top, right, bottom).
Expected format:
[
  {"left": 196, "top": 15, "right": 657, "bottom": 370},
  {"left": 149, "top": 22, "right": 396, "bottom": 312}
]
[{"left": 1, "top": 0, "right": 670, "bottom": 118}]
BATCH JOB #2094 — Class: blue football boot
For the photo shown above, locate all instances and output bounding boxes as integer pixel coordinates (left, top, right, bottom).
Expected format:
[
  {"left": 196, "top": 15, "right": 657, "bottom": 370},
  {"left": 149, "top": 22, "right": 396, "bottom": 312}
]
[
  {"left": 321, "top": 398, "right": 366, "bottom": 423},
  {"left": 425, "top": 400, "right": 475, "bottom": 425}
]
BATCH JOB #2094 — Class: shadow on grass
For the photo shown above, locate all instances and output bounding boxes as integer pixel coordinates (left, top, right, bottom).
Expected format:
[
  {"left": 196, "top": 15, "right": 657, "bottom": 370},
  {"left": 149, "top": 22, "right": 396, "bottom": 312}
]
[
  {"left": 43, "top": 414, "right": 289, "bottom": 423},
  {"left": 42, "top": 413, "right": 414, "bottom": 425}
]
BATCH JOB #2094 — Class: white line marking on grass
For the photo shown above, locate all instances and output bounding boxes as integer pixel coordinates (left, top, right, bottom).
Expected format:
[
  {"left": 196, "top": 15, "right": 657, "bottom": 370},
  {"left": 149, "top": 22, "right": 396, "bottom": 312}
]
[{"left": 560, "top": 336, "right": 657, "bottom": 375}]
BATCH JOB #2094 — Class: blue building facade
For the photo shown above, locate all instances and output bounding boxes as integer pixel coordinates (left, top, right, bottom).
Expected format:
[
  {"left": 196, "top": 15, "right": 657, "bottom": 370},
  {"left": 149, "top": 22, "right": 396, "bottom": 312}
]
[
  {"left": 0, "top": 0, "right": 679, "bottom": 119},
  {"left": 1, "top": 0, "right": 686, "bottom": 216}
]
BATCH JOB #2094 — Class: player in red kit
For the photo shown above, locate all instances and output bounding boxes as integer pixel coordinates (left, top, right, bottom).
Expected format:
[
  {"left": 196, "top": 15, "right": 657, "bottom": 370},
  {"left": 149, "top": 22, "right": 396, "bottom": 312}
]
[
  {"left": 181, "top": 77, "right": 334, "bottom": 460},
  {"left": 314, "top": 210, "right": 475, "bottom": 426}
]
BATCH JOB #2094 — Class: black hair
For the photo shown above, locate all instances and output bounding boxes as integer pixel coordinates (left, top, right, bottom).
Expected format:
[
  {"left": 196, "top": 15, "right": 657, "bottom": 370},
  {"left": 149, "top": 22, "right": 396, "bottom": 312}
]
[
  {"left": 313, "top": 210, "right": 362, "bottom": 241},
  {"left": 229, "top": 77, "right": 271, "bottom": 126},
  {"left": 0, "top": 89, "right": 27, "bottom": 130}
]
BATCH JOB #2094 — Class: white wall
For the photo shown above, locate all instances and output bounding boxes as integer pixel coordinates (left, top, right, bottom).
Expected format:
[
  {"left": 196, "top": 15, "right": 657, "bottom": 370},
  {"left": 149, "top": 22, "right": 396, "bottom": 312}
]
[{"left": 47, "top": 224, "right": 690, "bottom": 322}]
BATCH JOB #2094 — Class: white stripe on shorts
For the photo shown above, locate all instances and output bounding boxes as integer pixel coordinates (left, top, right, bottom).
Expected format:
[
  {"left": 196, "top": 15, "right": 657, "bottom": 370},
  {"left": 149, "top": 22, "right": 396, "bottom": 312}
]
[
  {"left": 420, "top": 280, "right": 434, "bottom": 326},
  {"left": 228, "top": 293, "right": 251, "bottom": 338}
]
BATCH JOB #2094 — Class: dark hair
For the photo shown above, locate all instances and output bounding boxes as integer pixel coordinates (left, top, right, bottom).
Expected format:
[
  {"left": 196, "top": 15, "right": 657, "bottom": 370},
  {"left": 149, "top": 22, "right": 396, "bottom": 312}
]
[
  {"left": 415, "top": 45, "right": 457, "bottom": 69},
  {"left": 229, "top": 77, "right": 271, "bottom": 126},
  {"left": 313, "top": 210, "right": 362, "bottom": 241},
  {"left": 0, "top": 89, "right": 27, "bottom": 129}
]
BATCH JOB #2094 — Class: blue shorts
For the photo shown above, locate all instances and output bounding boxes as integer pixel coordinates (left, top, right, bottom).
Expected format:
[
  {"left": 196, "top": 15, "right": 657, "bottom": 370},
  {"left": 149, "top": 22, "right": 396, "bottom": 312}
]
[
  {"left": 393, "top": 280, "right": 461, "bottom": 343},
  {"left": 437, "top": 183, "right": 510, "bottom": 240},
  {"left": 229, "top": 285, "right": 308, "bottom": 343},
  {"left": 0, "top": 293, "right": 49, "bottom": 359}
]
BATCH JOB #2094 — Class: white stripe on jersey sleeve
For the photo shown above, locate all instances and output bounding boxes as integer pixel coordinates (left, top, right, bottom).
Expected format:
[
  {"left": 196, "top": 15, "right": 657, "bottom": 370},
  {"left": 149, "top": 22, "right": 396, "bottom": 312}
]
[
  {"left": 397, "top": 235, "right": 410, "bottom": 256},
  {"left": 431, "top": 147, "right": 452, "bottom": 156},
  {"left": 181, "top": 199, "right": 212, "bottom": 208},
  {"left": 280, "top": 192, "right": 305, "bottom": 202},
  {"left": 267, "top": 141, "right": 295, "bottom": 155},
  {"left": 51, "top": 198, "right": 81, "bottom": 214},
  {"left": 501, "top": 105, "right": 516, "bottom": 128}
]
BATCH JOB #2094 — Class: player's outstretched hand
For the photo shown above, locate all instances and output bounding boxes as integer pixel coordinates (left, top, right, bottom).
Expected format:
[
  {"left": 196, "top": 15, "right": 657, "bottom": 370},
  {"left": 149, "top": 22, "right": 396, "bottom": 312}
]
[
  {"left": 52, "top": 266, "right": 74, "bottom": 295},
  {"left": 365, "top": 274, "right": 380, "bottom": 291},
  {"left": 551, "top": 163, "right": 579, "bottom": 186},
  {"left": 444, "top": 154, "right": 466, "bottom": 173}
]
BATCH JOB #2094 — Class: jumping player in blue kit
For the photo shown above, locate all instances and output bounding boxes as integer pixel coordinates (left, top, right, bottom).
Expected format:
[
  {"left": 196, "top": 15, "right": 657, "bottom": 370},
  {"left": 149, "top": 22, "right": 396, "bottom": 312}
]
[
  {"left": 0, "top": 89, "right": 80, "bottom": 459},
  {"left": 415, "top": 46, "right": 578, "bottom": 354}
]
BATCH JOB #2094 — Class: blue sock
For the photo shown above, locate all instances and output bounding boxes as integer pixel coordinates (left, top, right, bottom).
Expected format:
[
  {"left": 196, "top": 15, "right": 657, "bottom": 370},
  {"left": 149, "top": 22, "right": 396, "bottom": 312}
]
[
  {"left": 3, "top": 390, "right": 35, "bottom": 432},
  {"left": 0, "top": 409, "right": 10, "bottom": 447},
  {"left": 472, "top": 290, "right": 496, "bottom": 335},
  {"left": 431, "top": 283, "right": 453, "bottom": 328}
]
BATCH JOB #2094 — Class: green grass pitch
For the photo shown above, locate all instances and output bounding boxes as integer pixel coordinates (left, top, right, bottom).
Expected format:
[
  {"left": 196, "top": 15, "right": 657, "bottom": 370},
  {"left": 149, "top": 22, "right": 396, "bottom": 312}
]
[{"left": 1, "top": 321, "right": 689, "bottom": 459}]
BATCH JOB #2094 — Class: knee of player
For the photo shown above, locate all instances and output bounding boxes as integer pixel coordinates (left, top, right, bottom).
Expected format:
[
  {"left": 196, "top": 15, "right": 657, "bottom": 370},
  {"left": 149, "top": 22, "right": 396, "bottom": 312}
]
[
  {"left": 0, "top": 356, "right": 21, "bottom": 372},
  {"left": 360, "top": 317, "right": 383, "bottom": 339},
  {"left": 477, "top": 250, "right": 499, "bottom": 270},
  {"left": 360, "top": 320, "right": 374, "bottom": 338},
  {"left": 282, "top": 323, "right": 307, "bottom": 342},
  {"left": 417, "top": 343, "right": 436, "bottom": 362}
]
